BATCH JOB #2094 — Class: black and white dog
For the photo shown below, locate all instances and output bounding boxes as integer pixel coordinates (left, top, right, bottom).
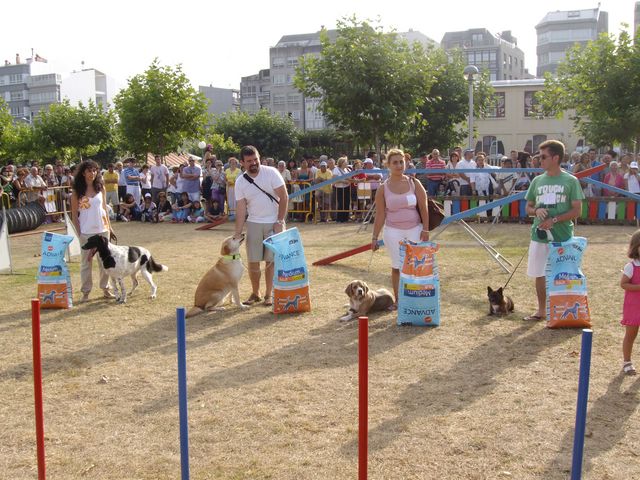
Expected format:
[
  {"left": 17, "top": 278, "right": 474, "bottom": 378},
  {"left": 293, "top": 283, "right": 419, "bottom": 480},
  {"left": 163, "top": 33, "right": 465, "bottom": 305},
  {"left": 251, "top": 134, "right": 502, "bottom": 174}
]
[{"left": 81, "top": 235, "right": 168, "bottom": 304}]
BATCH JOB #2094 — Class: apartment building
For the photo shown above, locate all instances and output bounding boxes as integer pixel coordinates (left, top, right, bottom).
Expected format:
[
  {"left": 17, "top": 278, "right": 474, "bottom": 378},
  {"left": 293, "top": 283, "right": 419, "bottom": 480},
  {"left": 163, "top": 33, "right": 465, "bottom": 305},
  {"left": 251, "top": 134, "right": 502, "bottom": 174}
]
[
  {"left": 61, "top": 68, "right": 119, "bottom": 110},
  {"left": 473, "top": 79, "right": 583, "bottom": 161},
  {"left": 199, "top": 85, "right": 240, "bottom": 119},
  {"left": 240, "top": 29, "right": 437, "bottom": 131},
  {"left": 536, "top": 7, "right": 608, "bottom": 77},
  {"left": 440, "top": 29, "right": 529, "bottom": 81},
  {"left": 0, "top": 54, "right": 60, "bottom": 122}
]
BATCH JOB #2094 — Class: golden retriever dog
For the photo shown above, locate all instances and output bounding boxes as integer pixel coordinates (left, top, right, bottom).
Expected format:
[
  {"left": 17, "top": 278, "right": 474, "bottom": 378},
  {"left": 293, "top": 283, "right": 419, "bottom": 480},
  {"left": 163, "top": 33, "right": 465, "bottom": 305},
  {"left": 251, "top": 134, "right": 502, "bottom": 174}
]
[
  {"left": 340, "top": 280, "right": 394, "bottom": 321},
  {"left": 186, "top": 234, "right": 249, "bottom": 318}
]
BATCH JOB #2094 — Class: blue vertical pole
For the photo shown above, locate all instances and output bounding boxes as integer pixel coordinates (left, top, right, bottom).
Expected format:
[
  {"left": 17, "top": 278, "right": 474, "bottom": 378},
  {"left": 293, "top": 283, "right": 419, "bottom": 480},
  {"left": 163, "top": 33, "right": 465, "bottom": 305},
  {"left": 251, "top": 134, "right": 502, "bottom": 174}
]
[
  {"left": 176, "top": 307, "right": 190, "bottom": 480},
  {"left": 570, "top": 328, "right": 593, "bottom": 480}
]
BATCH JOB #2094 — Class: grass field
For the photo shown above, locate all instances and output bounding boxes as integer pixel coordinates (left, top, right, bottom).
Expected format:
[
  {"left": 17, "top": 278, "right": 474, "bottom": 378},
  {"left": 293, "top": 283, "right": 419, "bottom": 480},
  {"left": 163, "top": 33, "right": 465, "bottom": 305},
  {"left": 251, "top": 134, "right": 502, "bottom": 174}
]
[{"left": 0, "top": 220, "right": 639, "bottom": 479}]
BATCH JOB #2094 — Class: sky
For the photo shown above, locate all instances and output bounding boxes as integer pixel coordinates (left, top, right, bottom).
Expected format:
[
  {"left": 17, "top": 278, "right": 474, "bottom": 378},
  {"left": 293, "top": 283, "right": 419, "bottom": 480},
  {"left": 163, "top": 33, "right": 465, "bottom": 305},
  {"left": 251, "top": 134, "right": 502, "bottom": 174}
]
[{"left": 1, "top": 0, "right": 636, "bottom": 91}]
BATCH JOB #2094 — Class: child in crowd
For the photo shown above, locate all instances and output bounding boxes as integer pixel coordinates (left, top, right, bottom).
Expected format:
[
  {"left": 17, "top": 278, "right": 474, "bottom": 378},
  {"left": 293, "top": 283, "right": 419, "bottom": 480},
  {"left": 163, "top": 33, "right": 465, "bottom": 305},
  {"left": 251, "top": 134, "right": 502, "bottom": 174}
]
[
  {"left": 187, "top": 200, "right": 205, "bottom": 223},
  {"left": 140, "top": 193, "right": 157, "bottom": 223},
  {"left": 621, "top": 230, "right": 640, "bottom": 375},
  {"left": 119, "top": 193, "right": 140, "bottom": 221},
  {"left": 204, "top": 199, "right": 226, "bottom": 223},
  {"left": 155, "top": 191, "right": 173, "bottom": 222},
  {"left": 171, "top": 192, "right": 192, "bottom": 223}
]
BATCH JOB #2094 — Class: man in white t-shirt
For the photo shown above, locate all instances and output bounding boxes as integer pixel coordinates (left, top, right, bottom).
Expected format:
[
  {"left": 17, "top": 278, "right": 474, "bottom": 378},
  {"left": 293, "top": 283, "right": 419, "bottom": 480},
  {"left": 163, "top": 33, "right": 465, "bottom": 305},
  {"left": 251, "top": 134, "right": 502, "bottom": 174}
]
[
  {"left": 625, "top": 161, "right": 640, "bottom": 193},
  {"left": 25, "top": 166, "right": 47, "bottom": 202},
  {"left": 234, "top": 145, "right": 288, "bottom": 306},
  {"left": 150, "top": 154, "right": 170, "bottom": 203},
  {"left": 456, "top": 149, "right": 477, "bottom": 196}
]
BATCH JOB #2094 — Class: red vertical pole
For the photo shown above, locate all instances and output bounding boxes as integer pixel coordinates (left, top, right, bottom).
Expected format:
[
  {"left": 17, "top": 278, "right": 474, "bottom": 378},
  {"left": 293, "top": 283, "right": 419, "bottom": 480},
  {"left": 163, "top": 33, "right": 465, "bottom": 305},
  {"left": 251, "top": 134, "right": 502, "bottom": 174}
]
[
  {"left": 31, "top": 299, "right": 46, "bottom": 480},
  {"left": 358, "top": 316, "right": 368, "bottom": 480}
]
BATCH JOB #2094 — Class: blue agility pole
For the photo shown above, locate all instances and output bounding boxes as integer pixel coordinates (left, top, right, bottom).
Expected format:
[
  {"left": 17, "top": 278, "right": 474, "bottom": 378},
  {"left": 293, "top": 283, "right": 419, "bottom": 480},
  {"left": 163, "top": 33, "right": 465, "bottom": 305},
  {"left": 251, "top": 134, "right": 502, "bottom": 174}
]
[
  {"left": 581, "top": 177, "right": 640, "bottom": 201},
  {"left": 571, "top": 328, "right": 593, "bottom": 480},
  {"left": 176, "top": 307, "right": 190, "bottom": 480}
]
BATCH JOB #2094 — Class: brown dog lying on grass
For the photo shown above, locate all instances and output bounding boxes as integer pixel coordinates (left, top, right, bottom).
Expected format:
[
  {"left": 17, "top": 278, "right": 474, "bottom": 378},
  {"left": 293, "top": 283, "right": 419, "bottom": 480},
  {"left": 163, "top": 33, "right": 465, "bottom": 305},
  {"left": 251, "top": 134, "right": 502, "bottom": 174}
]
[
  {"left": 186, "top": 234, "right": 249, "bottom": 317},
  {"left": 340, "top": 280, "right": 394, "bottom": 321}
]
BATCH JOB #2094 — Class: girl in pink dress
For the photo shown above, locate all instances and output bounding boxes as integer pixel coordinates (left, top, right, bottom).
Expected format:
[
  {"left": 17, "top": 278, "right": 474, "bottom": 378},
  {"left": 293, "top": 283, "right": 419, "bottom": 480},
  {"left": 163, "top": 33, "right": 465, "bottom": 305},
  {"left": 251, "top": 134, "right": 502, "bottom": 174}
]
[{"left": 621, "top": 230, "right": 640, "bottom": 375}]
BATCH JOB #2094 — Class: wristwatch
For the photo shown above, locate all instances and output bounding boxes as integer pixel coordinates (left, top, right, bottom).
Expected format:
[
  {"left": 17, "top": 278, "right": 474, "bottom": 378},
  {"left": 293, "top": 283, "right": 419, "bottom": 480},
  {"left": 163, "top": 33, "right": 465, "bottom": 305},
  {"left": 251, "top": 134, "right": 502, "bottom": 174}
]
[
  {"left": 275, "top": 219, "right": 285, "bottom": 225},
  {"left": 552, "top": 217, "right": 558, "bottom": 224}
]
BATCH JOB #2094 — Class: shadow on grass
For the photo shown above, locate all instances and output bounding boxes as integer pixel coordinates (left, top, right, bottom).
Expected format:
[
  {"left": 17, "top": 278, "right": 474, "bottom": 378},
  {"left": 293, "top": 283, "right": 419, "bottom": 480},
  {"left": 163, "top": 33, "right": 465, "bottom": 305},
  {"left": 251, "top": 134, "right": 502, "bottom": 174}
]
[
  {"left": 341, "top": 323, "right": 579, "bottom": 455},
  {"left": 0, "top": 302, "right": 271, "bottom": 382},
  {"left": 137, "top": 314, "right": 430, "bottom": 415},
  {"left": 541, "top": 373, "right": 640, "bottom": 478}
]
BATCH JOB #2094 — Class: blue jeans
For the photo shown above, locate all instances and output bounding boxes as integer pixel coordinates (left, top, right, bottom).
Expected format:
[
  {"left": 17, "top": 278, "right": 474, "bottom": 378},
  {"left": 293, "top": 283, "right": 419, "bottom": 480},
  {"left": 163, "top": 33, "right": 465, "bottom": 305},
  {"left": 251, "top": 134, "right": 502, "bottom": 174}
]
[{"left": 426, "top": 179, "right": 442, "bottom": 197}]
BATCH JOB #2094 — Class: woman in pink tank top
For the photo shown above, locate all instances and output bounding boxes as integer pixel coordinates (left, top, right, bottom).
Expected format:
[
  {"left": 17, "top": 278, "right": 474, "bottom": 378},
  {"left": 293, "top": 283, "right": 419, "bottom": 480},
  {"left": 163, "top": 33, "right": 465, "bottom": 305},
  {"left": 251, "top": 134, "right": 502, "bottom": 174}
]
[{"left": 371, "top": 149, "right": 430, "bottom": 306}]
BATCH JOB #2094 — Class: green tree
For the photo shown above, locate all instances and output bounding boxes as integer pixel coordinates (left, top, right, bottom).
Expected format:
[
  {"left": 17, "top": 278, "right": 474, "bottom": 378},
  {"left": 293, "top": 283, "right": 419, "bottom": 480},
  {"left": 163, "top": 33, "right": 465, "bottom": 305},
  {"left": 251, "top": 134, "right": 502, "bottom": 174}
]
[
  {"left": 295, "top": 17, "right": 434, "bottom": 156},
  {"left": 296, "top": 128, "right": 355, "bottom": 159},
  {"left": 34, "top": 100, "right": 116, "bottom": 161},
  {"left": 114, "top": 59, "right": 209, "bottom": 157},
  {"left": 537, "top": 29, "right": 640, "bottom": 147},
  {"left": 183, "top": 133, "right": 240, "bottom": 161},
  {"left": 213, "top": 109, "right": 299, "bottom": 160},
  {"left": 0, "top": 99, "right": 14, "bottom": 159},
  {"left": 406, "top": 49, "right": 494, "bottom": 154}
]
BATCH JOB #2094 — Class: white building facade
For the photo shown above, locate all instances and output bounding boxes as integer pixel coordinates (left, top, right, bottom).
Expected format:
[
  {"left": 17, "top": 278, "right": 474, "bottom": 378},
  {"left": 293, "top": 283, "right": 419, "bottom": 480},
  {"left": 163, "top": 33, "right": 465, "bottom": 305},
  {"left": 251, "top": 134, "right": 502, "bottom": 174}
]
[
  {"left": 60, "top": 68, "right": 118, "bottom": 110},
  {"left": 474, "top": 79, "right": 584, "bottom": 161}
]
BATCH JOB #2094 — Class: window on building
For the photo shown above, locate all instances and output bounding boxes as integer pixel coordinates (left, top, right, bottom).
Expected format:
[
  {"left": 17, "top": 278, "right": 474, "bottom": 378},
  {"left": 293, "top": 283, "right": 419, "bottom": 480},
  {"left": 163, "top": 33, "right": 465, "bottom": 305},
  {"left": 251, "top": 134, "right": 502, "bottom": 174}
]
[
  {"left": 290, "top": 111, "right": 301, "bottom": 120},
  {"left": 10, "top": 106, "right": 23, "bottom": 116},
  {"left": 524, "top": 90, "right": 544, "bottom": 117},
  {"left": 472, "top": 33, "right": 483, "bottom": 44},
  {"left": 10, "top": 91, "right": 24, "bottom": 101},
  {"left": 272, "top": 57, "right": 285, "bottom": 68},
  {"left": 481, "top": 136, "right": 504, "bottom": 159},
  {"left": 523, "top": 135, "right": 547, "bottom": 154},
  {"left": 272, "top": 74, "right": 285, "bottom": 85},
  {"left": 489, "top": 51, "right": 496, "bottom": 61},
  {"left": 490, "top": 73, "right": 497, "bottom": 81},
  {"left": 273, "top": 94, "right": 286, "bottom": 105},
  {"left": 482, "top": 51, "right": 489, "bottom": 62},
  {"left": 287, "top": 94, "right": 301, "bottom": 104},
  {"left": 9, "top": 74, "right": 23, "bottom": 84},
  {"left": 286, "top": 57, "right": 299, "bottom": 67},
  {"left": 286, "top": 74, "right": 294, "bottom": 84},
  {"left": 486, "top": 92, "right": 505, "bottom": 118}
]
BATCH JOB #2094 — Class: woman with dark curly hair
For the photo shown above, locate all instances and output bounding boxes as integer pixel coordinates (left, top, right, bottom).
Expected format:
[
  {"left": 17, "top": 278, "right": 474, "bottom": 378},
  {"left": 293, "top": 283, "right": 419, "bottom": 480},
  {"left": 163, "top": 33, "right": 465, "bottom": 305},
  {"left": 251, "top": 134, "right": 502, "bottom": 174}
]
[{"left": 71, "top": 160, "right": 115, "bottom": 303}]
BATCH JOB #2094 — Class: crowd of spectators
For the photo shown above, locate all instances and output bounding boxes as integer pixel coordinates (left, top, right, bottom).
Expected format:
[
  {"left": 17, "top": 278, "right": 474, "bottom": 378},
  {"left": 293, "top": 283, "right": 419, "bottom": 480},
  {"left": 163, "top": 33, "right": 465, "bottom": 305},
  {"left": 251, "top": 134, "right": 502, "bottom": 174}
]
[{"left": 2, "top": 145, "right": 639, "bottom": 225}]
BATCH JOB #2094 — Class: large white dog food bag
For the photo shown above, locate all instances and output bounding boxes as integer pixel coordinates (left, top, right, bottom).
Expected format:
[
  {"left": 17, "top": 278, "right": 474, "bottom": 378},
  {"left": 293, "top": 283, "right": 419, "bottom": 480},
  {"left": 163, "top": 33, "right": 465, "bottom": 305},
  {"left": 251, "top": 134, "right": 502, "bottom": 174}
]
[
  {"left": 545, "top": 236, "right": 591, "bottom": 329},
  {"left": 397, "top": 240, "right": 441, "bottom": 326},
  {"left": 263, "top": 227, "right": 311, "bottom": 314},
  {"left": 37, "top": 231, "right": 74, "bottom": 309}
]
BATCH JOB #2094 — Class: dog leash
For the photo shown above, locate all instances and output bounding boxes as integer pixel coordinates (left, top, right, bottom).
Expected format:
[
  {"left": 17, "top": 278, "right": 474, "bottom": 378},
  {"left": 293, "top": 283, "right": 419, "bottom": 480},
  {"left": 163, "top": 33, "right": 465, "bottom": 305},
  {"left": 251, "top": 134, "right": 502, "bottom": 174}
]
[{"left": 502, "top": 250, "right": 527, "bottom": 290}]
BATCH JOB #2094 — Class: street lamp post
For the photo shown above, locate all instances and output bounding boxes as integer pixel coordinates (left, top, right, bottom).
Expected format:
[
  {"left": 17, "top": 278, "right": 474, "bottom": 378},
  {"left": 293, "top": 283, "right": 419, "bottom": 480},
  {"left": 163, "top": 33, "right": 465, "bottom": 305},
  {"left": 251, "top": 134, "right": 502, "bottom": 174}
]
[{"left": 464, "top": 65, "right": 479, "bottom": 150}]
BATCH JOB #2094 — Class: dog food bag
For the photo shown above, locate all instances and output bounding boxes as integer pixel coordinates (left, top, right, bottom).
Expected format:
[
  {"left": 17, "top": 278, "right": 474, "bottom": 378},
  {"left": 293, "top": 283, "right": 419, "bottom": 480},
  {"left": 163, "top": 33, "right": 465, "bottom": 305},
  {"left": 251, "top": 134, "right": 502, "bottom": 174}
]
[
  {"left": 37, "top": 231, "right": 74, "bottom": 309},
  {"left": 545, "top": 236, "right": 591, "bottom": 329},
  {"left": 263, "top": 227, "right": 311, "bottom": 314},
  {"left": 397, "top": 240, "right": 441, "bottom": 326}
]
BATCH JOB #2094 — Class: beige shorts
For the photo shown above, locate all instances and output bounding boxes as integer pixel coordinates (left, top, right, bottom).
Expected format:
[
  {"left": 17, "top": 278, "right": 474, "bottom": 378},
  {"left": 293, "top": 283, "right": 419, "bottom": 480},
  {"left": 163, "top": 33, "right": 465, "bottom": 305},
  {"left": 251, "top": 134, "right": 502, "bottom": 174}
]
[
  {"left": 246, "top": 221, "right": 275, "bottom": 263},
  {"left": 105, "top": 190, "right": 119, "bottom": 206},
  {"left": 527, "top": 240, "right": 550, "bottom": 278}
]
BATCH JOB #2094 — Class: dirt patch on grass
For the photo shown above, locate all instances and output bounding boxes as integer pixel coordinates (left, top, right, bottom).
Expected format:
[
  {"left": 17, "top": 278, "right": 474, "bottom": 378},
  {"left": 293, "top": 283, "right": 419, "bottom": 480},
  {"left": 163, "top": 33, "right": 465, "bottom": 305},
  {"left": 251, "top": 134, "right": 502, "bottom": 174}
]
[{"left": 0, "top": 222, "right": 639, "bottom": 479}]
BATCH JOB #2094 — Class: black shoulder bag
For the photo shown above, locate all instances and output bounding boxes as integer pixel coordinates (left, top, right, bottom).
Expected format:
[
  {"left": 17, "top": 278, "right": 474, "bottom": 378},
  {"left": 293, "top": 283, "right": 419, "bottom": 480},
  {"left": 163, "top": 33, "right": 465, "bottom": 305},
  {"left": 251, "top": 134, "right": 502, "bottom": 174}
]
[{"left": 243, "top": 173, "right": 279, "bottom": 204}]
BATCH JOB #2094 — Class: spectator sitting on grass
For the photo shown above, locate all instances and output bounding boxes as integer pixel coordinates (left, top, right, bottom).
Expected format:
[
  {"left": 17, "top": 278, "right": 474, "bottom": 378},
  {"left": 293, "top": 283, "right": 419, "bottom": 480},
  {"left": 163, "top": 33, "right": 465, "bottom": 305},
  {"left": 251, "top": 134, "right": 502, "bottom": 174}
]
[
  {"left": 171, "top": 191, "right": 192, "bottom": 223},
  {"left": 119, "top": 193, "right": 140, "bottom": 221},
  {"left": 140, "top": 193, "right": 157, "bottom": 222},
  {"left": 155, "top": 191, "right": 173, "bottom": 222},
  {"left": 187, "top": 200, "right": 205, "bottom": 223},
  {"left": 204, "top": 199, "right": 226, "bottom": 223}
]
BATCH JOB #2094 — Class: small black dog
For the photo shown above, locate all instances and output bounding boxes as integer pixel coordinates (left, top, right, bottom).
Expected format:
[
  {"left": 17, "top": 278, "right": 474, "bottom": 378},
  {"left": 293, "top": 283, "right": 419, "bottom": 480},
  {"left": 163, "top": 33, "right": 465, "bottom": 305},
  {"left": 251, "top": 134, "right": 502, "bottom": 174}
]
[{"left": 487, "top": 287, "right": 514, "bottom": 316}]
